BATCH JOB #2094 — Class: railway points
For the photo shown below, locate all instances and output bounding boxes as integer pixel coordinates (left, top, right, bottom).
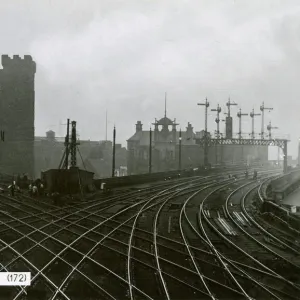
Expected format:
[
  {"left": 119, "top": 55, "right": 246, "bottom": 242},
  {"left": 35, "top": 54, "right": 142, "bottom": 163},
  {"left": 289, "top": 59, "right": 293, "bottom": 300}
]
[{"left": 0, "top": 167, "right": 299, "bottom": 299}]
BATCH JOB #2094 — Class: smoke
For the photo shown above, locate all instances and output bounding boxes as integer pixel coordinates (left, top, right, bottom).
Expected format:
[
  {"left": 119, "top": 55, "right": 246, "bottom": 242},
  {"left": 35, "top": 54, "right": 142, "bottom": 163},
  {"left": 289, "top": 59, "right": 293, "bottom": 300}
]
[{"left": 1, "top": 0, "right": 298, "bottom": 157}]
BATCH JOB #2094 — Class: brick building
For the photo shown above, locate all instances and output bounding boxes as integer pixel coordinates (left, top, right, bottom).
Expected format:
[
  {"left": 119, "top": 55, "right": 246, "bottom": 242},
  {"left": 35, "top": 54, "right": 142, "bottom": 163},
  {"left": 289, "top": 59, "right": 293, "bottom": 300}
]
[
  {"left": 127, "top": 110, "right": 205, "bottom": 175},
  {"left": 127, "top": 116, "right": 268, "bottom": 175},
  {"left": 0, "top": 55, "right": 36, "bottom": 176}
]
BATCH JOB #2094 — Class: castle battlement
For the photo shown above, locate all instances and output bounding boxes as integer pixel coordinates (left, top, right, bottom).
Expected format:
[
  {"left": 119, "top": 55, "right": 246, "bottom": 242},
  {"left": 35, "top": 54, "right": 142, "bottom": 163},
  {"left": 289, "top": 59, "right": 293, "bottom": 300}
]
[{"left": 1, "top": 54, "right": 36, "bottom": 74}]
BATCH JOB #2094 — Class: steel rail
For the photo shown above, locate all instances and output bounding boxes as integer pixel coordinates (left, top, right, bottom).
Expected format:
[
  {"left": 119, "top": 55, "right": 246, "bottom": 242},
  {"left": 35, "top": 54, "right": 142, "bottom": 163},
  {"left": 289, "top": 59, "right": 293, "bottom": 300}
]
[
  {"left": 179, "top": 180, "right": 234, "bottom": 299},
  {"left": 151, "top": 179, "right": 217, "bottom": 300},
  {"left": 127, "top": 188, "right": 173, "bottom": 300},
  {"left": 47, "top": 178, "right": 204, "bottom": 300},
  {"left": 0, "top": 182, "right": 256, "bottom": 296},
  {"left": 196, "top": 179, "right": 253, "bottom": 299},
  {"left": 0, "top": 169, "right": 270, "bottom": 298},
  {"left": 225, "top": 179, "right": 300, "bottom": 285},
  {"left": 200, "top": 174, "right": 286, "bottom": 277},
  {"left": 9, "top": 193, "right": 167, "bottom": 299},
  {"left": 179, "top": 177, "right": 296, "bottom": 299},
  {"left": 0, "top": 180, "right": 237, "bottom": 298},
  {"left": 0, "top": 219, "right": 72, "bottom": 299},
  {"left": 0, "top": 217, "right": 138, "bottom": 300},
  {"left": 197, "top": 173, "right": 300, "bottom": 298},
  {"left": 0, "top": 199, "right": 161, "bottom": 300}
]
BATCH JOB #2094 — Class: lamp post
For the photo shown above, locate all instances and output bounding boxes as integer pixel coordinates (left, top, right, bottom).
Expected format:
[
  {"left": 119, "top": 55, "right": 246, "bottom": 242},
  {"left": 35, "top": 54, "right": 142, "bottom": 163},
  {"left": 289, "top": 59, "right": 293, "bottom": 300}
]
[
  {"left": 112, "top": 126, "right": 116, "bottom": 177},
  {"left": 149, "top": 127, "right": 152, "bottom": 173},
  {"left": 298, "top": 138, "right": 300, "bottom": 167},
  {"left": 179, "top": 129, "right": 182, "bottom": 170},
  {"left": 197, "top": 98, "right": 210, "bottom": 166}
]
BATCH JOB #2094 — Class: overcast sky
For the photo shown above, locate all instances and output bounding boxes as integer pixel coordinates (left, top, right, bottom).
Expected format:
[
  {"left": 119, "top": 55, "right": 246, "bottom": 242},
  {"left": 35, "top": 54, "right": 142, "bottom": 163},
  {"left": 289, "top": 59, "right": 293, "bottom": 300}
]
[{"left": 1, "top": 0, "right": 300, "bottom": 158}]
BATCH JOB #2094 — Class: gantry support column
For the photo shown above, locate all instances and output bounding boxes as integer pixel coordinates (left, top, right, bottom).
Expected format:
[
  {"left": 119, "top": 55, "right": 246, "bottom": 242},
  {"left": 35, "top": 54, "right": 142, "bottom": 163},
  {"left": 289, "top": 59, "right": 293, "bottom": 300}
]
[
  {"left": 283, "top": 140, "right": 288, "bottom": 174},
  {"left": 112, "top": 126, "right": 116, "bottom": 177},
  {"left": 149, "top": 127, "right": 152, "bottom": 173}
]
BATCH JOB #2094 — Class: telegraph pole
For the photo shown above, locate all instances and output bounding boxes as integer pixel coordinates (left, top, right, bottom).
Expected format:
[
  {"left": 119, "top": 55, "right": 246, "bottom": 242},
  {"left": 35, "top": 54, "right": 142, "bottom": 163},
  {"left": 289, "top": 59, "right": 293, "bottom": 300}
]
[
  {"left": 226, "top": 97, "right": 237, "bottom": 118},
  {"left": 249, "top": 108, "right": 261, "bottom": 139},
  {"left": 112, "top": 126, "right": 116, "bottom": 177},
  {"left": 65, "top": 119, "right": 70, "bottom": 169},
  {"left": 211, "top": 104, "right": 221, "bottom": 139},
  {"left": 197, "top": 98, "right": 210, "bottom": 166},
  {"left": 105, "top": 110, "right": 108, "bottom": 141},
  {"left": 283, "top": 140, "right": 288, "bottom": 173},
  {"left": 179, "top": 129, "right": 182, "bottom": 170},
  {"left": 149, "top": 127, "right": 152, "bottom": 173},
  {"left": 237, "top": 109, "right": 248, "bottom": 163},
  {"left": 267, "top": 121, "right": 279, "bottom": 167},
  {"left": 298, "top": 139, "right": 300, "bottom": 166},
  {"left": 211, "top": 104, "right": 221, "bottom": 164},
  {"left": 260, "top": 102, "right": 273, "bottom": 139},
  {"left": 225, "top": 97, "right": 238, "bottom": 139},
  {"left": 237, "top": 108, "right": 248, "bottom": 140}
]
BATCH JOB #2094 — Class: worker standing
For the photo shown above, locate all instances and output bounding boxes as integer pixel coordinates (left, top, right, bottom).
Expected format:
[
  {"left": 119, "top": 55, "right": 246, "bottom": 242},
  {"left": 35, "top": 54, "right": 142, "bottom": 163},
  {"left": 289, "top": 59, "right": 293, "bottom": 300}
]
[
  {"left": 32, "top": 185, "right": 38, "bottom": 197},
  {"left": 29, "top": 184, "right": 32, "bottom": 196},
  {"left": 39, "top": 183, "right": 44, "bottom": 196},
  {"left": 10, "top": 183, "right": 15, "bottom": 197}
]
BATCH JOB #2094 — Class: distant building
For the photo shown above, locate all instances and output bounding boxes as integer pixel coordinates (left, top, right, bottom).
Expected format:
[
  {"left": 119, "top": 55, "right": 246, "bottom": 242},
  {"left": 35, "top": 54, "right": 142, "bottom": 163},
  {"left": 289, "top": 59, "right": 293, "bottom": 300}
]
[
  {"left": 127, "top": 110, "right": 204, "bottom": 175},
  {"left": 34, "top": 131, "right": 127, "bottom": 179},
  {"left": 128, "top": 112, "right": 268, "bottom": 175},
  {"left": 0, "top": 55, "right": 36, "bottom": 176}
]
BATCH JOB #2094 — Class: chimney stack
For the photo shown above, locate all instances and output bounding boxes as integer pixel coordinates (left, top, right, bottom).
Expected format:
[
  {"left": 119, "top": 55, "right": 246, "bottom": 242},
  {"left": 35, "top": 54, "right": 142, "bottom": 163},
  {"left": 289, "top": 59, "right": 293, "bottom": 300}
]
[{"left": 135, "top": 121, "right": 143, "bottom": 133}]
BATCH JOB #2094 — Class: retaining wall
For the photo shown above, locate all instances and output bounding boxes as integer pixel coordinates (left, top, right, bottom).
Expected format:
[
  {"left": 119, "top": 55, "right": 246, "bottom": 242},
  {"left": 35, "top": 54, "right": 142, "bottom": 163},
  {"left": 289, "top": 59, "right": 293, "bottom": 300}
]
[
  {"left": 94, "top": 168, "right": 210, "bottom": 189},
  {"left": 269, "top": 169, "right": 300, "bottom": 203}
]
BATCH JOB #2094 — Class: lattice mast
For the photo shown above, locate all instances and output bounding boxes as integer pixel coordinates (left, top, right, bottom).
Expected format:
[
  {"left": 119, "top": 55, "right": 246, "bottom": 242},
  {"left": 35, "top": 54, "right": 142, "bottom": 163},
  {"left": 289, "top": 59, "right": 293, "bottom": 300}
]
[
  {"left": 64, "top": 119, "right": 70, "bottom": 169},
  {"left": 70, "top": 121, "right": 78, "bottom": 167}
]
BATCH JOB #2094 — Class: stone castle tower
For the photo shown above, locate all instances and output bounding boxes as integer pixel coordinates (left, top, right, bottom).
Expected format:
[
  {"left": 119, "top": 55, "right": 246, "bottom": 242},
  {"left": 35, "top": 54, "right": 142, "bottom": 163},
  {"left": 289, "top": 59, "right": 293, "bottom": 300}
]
[{"left": 0, "top": 55, "right": 36, "bottom": 176}]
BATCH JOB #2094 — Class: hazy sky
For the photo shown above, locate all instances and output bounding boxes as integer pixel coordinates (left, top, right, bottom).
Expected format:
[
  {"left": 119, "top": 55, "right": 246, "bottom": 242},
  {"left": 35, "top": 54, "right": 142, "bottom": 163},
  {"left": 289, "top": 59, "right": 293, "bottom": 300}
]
[{"left": 1, "top": 0, "right": 300, "bottom": 158}]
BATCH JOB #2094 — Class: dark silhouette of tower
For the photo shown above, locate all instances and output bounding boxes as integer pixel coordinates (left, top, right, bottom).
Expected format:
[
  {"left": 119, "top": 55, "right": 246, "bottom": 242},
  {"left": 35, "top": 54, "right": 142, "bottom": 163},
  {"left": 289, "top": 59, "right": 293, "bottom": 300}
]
[{"left": 0, "top": 55, "right": 36, "bottom": 176}]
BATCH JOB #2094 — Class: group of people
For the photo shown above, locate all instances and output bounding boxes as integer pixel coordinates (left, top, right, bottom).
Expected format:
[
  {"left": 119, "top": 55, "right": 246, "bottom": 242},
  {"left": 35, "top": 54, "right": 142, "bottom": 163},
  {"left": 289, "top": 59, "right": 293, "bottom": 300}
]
[
  {"left": 244, "top": 170, "right": 258, "bottom": 179},
  {"left": 28, "top": 180, "right": 45, "bottom": 197},
  {"left": 8, "top": 179, "right": 45, "bottom": 198}
]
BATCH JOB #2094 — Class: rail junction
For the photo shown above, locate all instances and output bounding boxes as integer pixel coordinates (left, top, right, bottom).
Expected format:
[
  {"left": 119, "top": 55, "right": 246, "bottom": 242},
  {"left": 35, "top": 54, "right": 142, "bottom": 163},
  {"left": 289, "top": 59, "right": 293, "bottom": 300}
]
[
  {"left": 0, "top": 53, "right": 296, "bottom": 300},
  {"left": 0, "top": 165, "right": 300, "bottom": 300}
]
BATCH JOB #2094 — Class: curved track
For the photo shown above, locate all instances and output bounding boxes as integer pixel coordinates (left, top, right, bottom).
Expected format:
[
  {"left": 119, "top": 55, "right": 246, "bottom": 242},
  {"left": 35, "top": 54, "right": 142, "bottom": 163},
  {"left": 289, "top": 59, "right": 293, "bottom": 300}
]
[{"left": 0, "top": 167, "right": 297, "bottom": 299}]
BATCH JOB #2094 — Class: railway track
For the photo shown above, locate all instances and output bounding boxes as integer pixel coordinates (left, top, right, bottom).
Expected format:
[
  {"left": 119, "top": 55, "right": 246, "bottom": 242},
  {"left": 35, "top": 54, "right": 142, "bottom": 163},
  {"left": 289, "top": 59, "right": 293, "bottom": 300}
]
[
  {"left": 1, "top": 175, "right": 211, "bottom": 299},
  {"left": 198, "top": 172, "right": 300, "bottom": 299},
  {"left": 0, "top": 167, "right": 296, "bottom": 299}
]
